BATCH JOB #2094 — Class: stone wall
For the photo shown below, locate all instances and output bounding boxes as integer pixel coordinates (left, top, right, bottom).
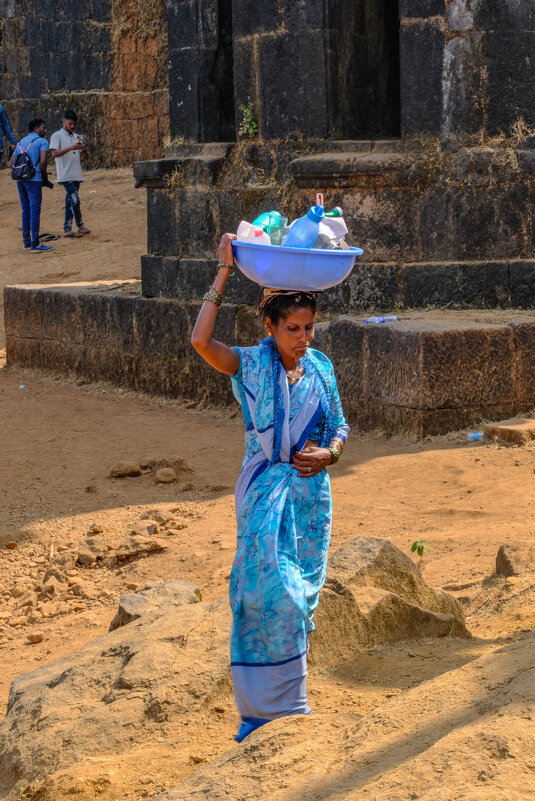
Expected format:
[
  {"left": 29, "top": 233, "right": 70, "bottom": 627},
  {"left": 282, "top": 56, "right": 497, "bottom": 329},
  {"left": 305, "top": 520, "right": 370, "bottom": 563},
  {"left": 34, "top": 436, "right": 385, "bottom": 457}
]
[
  {"left": 165, "top": 0, "right": 535, "bottom": 146},
  {"left": 0, "top": 0, "right": 168, "bottom": 166},
  {"left": 134, "top": 140, "right": 535, "bottom": 266},
  {"left": 400, "top": 0, "right": 535, "bottom": 138},
  {"left": 5, "top": 283, "right": 535, "bottom": 436}
]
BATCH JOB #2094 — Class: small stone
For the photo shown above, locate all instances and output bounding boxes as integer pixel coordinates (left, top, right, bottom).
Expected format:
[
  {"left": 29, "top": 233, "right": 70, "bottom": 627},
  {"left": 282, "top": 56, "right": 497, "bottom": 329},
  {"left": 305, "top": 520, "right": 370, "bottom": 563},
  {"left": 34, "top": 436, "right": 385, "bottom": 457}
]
[
  {"left": 101, "top": 554, "right": 118, "bottom": 568},
  {"left": 155, "top": 468, "right": 177, "bottom": 484},
  {"left": 16, "top": 591, "right": 38, "bottom": 609},
  {"left": 126, "top": 582, "right": 139, "bottom": 591},
  {"left": 42, "top": 577, "right": 63, "bottom": 598},
  {"left": 229, "top": 410, "right": 237, "bottom": 419},
  {"left": 496, "top": 542, "right": 535, "bottom": 577},
  {"left": 213, "top": 705, "right": 226, "bottom": 713},
  {"left": 43, "top": 566, "right": 68, "bottom": 585},
  {"left": 190, "top": 755, "right": 205, "bottom": 763},
  {"left": 88, "top": 523, "right": 103, "bottom": 534},
  {"left": 131, "top": 520, "right": 159, "bottom": 537},
  {"left": 6, "top": 542, "right": 17, "bottom": 550},
  {"left": 52, "top": 551, "right": 76, "bottom": 572},
  {"left": 8, "top": 616, "right": 28, "bottom": 628},
  {"left": 181, "top": 482, "right": 195, "bottom": 492},
  {"left": 70, "top": 582, "right": 96, "bottom": 600},
  {"left": 77, "top": 537, "right": 107, "bottom": 566},
  {"left": 27, "top": 631, "right": 44, "bottom": 643},
  {"left": 26, "top": 610, "right": 42, "bottom": 625},
  {"left": 185, "top": 401, "right": 197, "bottom": 409},
  {"left": 109, "top": 462, "right": 142, "bottom": 478},
  {"left": 85, "top": 485, "right": 97, "bottom": 493},
  {"left": 11, "top": 584, "right": 30, "bottom": 599},
  {"left": 141, "top": 509, "right": 174, "bottom": 525}
]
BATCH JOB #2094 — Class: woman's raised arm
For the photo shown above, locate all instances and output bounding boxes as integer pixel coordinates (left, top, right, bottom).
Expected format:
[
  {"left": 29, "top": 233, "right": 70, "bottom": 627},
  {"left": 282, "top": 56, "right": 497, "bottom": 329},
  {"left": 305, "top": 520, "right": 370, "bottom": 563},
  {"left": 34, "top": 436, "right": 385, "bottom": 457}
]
[{"left": 191, "top": 233, "right": 241, "bottom": 376}]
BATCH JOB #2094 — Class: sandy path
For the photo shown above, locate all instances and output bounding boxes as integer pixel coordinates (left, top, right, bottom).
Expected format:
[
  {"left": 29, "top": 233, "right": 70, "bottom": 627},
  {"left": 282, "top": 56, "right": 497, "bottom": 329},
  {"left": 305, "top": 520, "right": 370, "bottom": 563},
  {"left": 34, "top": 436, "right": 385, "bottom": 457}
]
[{"left": 0, "top": 167, "right": 144, "bottom": 347}]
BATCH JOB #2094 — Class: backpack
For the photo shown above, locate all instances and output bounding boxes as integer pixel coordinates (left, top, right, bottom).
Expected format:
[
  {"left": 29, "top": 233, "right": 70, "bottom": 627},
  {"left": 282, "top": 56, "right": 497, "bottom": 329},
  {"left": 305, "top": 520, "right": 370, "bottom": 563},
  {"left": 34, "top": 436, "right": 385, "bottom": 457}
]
[{"left": 11, "top": 134, "right": 38, "bottom": 181}]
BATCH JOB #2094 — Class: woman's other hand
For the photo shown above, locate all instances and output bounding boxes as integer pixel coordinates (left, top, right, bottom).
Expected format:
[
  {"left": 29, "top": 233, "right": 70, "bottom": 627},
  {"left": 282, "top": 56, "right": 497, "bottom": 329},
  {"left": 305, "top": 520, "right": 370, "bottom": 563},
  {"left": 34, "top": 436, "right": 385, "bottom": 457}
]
[
  {"left": 292, "top": 444, "right": 332, "bottom": 477},
  {"left": 218, "top": 232, "right": 237, "bottom": 266}
]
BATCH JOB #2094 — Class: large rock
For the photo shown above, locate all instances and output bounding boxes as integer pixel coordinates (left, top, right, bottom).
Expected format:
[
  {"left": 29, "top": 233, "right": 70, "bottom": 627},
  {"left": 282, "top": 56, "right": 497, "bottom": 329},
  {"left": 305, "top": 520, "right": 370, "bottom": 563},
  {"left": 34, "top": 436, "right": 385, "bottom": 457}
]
[
  {"left": 329, "top": 536, "right": 464, "bottom": 619},
  {"left": 310, "top": 538, "right": 469, "bottom": 668},
  {"left": 0, "top": 598, "right": 232, "bottom": 801},
  {"left": 77, "top": 536, "right": 108, "bottom": 566},
  {"left": 152, "top": 634, "right": 535, "bottom": 801},
  {"left": 496, "top": 541, "right": 535, "bottom": 577},
  {"left": 109, "top": 579, "right": 202, "bottom": 631},
  {"left": 116, "top": 534, "right": 168, "bottom": 561}
]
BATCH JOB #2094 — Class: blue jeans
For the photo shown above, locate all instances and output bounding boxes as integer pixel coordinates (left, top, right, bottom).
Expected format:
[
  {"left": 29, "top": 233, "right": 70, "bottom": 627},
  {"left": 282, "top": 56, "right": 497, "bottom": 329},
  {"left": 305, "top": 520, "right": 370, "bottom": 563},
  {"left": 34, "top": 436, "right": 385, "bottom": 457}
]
[
  {"left": 17, "top": 180, "right": 42, "bottom": 249},
  {"left": 62, "top": 181, "right": 83, "bottom": 232}
]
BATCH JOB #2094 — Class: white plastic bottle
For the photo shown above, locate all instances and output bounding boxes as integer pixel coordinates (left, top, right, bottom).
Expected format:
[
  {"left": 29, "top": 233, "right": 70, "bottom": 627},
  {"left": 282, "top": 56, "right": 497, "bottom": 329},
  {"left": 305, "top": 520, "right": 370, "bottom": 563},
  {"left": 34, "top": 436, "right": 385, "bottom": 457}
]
[{"left": 237, "top": 221, "right": 271, "bottom": 245}]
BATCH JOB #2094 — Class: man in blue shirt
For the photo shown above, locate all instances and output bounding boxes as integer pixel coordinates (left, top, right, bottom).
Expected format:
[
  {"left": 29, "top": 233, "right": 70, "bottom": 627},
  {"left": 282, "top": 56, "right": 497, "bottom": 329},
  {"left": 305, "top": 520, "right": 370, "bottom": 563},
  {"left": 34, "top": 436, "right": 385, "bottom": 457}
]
[
  {"left": 11, "top": 117, "right": 54, "bottom": 253},
  {"left": 0, "top": 103, "right": 16, "bottom": 167}
]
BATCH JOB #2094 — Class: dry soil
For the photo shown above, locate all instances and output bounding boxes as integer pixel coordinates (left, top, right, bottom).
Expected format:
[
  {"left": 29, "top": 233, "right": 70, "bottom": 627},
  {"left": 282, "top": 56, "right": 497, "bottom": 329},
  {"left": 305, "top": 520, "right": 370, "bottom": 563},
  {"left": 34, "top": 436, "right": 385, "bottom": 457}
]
[{"left": 1, "top": 167, "right": 534, "bottom": 800}]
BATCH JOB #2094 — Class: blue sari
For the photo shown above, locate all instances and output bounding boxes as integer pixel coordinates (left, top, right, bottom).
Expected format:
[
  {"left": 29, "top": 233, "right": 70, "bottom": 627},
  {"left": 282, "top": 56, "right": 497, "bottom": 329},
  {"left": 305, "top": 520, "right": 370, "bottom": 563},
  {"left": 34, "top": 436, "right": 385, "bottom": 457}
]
[{"left": 229, "top": 337, "right": 349, "bottom": 741}]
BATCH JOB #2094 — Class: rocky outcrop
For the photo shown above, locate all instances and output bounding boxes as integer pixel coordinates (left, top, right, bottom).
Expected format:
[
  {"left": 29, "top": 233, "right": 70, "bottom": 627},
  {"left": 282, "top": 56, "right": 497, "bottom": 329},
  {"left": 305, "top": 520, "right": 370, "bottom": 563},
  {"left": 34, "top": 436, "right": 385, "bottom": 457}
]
[
  {"left": 0, "top": 597, "right": 232, "bottom": 801},
  {"left": 108, "top": 579, "right": 202, "bottom": 631},
  {"left": 152, "top": 634, "right": 535, "bottom": 801},
  {"left": 496, "top": 541, "right": 535, "bottom": 577},
  {"left": 0, "top": 538, "right": 469, "bottom": 801},
  {"left": 329, "top": 536, "right": 465, "bottom": 618}
]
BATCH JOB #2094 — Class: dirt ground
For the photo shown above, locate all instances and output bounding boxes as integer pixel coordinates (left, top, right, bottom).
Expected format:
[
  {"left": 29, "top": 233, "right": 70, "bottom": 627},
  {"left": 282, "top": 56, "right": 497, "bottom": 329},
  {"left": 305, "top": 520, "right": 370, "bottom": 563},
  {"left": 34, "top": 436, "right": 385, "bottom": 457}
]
[
  {"left": 0, "top": 167, "right": 143, "bottom": 347},
  {"left": 1, "top": 168, "right": 535, "bottom": 799}
]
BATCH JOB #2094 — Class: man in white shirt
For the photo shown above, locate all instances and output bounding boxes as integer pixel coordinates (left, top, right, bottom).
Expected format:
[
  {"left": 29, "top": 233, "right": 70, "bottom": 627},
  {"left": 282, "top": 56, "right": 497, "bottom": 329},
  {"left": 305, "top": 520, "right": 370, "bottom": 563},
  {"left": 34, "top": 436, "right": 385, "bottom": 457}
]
[{"left": 50, "top": 110, "right": 91, "bottom": 238}]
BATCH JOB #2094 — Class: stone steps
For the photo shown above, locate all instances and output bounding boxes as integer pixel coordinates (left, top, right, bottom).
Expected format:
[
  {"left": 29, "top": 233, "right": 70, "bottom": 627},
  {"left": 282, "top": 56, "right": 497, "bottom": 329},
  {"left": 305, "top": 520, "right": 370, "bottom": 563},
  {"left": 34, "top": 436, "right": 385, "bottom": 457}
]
[
  {"left": 5, "top": 284, "right": 535, "bottom": 436},
  {"left": 141, "top": 255, "right": 535, "bottom": 312}
]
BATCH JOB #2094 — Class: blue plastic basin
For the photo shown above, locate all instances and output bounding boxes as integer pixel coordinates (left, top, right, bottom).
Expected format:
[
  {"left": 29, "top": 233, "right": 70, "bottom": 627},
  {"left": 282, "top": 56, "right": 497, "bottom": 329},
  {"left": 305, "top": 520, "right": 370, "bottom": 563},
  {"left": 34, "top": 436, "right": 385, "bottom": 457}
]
[{"left": 231, "top": 241, "right": 364, "bottom": 291}]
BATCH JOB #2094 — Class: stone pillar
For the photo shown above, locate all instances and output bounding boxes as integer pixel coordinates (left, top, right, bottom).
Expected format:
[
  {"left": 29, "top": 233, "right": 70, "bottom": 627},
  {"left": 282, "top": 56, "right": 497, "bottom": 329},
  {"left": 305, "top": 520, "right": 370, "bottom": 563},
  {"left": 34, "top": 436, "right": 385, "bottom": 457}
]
[
  {"left": 399, "top": 1, "right": 446, "bottom": 137},
  {"left": 399, "top": 0, "right": 535, "bottom": 139},
  {"left": 231, "top": 0, "right": 338, "bottom": 141},
  {"left": 167, "top": 0, "right": 235, "bottom": 142}
]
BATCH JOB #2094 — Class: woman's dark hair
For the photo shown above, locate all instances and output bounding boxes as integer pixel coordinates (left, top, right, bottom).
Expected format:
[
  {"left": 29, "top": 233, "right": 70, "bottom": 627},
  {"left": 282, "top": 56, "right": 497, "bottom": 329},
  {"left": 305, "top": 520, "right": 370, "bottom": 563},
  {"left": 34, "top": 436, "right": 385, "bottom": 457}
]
[
  {"left": 28, "top": 117, "right": 45, "bottom": 132},
  {"left": 262, "top": 292, "right": 317, "bottom": 324}
]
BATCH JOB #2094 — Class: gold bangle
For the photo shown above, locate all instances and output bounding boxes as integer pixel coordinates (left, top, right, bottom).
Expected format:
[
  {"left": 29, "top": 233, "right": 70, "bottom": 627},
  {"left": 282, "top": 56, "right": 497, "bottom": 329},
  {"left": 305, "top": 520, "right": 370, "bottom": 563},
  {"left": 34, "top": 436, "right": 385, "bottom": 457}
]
[
  {"left": 332, "top": 436, "right": 345, "bottom": 452},
  {"left": 327, "top": 446, "right": 341, "bottom": 464},
  {"left": 208, "top": 285, "right": 223, "bottom": 300},
  {"left": 203, "top": 290, "right": 222, "bottom": 309},
  {"left": 217, "top": 262, "right": 235, "bottom": 277}
]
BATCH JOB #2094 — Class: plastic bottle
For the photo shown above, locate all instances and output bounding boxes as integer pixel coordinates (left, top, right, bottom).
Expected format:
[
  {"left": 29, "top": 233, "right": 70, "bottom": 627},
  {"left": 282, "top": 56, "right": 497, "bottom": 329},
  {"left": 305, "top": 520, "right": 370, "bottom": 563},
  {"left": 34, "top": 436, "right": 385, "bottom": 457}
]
[
  {"left": 364, "top": 315, "right": 398, "bottom": 324},
  {"left": 252, "top": 210, "right": 281, "bottom": 228},
  {"left": 467, "top": 432, "right": 484, "bottom": 441},
  {"left": 236, "top": 220, "right": 271, "bottom": 245},
  {"left": 325, "top": 207, "right": 343, "bottom": 218},
  {"left": 284, "top": 204, "right": 325, "bottom": 249}
]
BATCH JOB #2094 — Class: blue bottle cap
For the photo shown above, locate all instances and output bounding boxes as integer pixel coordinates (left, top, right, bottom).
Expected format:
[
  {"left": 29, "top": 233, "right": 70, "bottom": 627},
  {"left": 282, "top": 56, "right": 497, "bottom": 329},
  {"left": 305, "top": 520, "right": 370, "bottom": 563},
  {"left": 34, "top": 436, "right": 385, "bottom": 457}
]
[{"left": 307, "top": 205, "right": 325, "bottom": 223}]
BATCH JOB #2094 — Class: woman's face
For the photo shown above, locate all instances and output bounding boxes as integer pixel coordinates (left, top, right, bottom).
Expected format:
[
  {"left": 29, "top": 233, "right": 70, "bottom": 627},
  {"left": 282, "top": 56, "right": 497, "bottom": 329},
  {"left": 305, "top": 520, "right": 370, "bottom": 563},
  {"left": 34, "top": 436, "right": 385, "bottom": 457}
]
[{"left": 266, "top": 306, "right": 316, "bottom": 364}]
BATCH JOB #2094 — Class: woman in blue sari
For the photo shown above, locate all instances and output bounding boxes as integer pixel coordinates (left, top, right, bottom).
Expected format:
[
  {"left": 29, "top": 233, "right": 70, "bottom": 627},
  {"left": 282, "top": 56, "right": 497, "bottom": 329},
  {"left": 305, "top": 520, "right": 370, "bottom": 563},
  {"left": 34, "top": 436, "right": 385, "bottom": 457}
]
[{"left": 192, "top": 233, "right": 349, "bottom": 742}]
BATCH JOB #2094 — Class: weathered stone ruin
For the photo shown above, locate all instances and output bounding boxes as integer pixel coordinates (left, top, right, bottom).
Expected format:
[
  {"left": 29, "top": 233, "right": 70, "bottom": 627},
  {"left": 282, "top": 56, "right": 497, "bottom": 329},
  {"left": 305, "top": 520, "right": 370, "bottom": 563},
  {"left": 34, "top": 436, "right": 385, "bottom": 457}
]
[
  {"left": 4, "top": 1, "right": 535, "bottom": 433},
  {"left": 0, "top": 0, "right": 168, "bottom": 165}
]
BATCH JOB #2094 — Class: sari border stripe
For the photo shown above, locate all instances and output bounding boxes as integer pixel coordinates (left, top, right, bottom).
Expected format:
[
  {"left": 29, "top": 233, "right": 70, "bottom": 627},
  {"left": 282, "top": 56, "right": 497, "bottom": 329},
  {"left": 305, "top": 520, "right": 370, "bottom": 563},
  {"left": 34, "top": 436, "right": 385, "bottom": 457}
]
[{"left": 231, "top": 650, "right": 307, "bottom": 668}]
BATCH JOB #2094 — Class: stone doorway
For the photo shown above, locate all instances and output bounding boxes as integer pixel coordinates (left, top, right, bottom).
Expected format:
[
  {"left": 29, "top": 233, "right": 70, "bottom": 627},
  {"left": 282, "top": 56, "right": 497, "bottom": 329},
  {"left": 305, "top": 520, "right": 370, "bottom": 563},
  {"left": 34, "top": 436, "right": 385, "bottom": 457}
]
[{"left": 339, "top": 0, "right": 401, "bottom": 138}]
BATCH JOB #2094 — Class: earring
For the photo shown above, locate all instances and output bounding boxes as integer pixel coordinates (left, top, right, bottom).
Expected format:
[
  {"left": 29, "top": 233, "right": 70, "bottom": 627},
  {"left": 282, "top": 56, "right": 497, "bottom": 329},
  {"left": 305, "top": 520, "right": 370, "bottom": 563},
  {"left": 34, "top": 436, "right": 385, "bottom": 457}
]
[{"left": 268, "top": 331, "right": 272, "bottom": 337}]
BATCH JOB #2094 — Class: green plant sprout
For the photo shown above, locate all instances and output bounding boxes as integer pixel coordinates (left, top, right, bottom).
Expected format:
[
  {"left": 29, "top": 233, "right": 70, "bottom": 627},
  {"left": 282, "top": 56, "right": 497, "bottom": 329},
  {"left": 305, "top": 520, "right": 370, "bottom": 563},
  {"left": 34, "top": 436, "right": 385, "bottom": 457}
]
[
  {"left": 239, "top": 103, "right": 259, "bottom": 138},
  {"left": 411, "top": 539, "right": 430, "bottom": 560}
]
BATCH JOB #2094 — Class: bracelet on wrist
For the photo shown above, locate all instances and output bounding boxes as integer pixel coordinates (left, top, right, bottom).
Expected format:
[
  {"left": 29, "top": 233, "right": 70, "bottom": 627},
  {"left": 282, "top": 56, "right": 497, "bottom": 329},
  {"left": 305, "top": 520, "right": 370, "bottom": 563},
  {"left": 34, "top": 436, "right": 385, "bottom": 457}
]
[
  {"left": 217, "top": 262, "right": 236, "bottom": 277},
  {"left": 327, "top": 446, "right": 341, "bottom": 465},
  {"left": 203, "top": 289, "right": 222, "bottom": 309},
  {"left": 208, "top": 285, "right": 223, "bottom": 300}
]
